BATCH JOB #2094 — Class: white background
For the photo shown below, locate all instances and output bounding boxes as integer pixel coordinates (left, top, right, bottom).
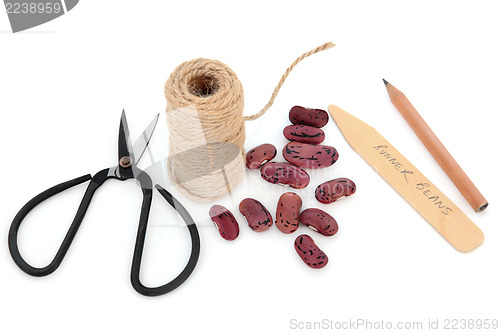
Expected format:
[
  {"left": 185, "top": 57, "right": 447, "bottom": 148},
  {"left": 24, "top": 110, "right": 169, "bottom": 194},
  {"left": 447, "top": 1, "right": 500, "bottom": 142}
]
[{"left": 1, "top": 1, "right": 499, "bottom": 332}]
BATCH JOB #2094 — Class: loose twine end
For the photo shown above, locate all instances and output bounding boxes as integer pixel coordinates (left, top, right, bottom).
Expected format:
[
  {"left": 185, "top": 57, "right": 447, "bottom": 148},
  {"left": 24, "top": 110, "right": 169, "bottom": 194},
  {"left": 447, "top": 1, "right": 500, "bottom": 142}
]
[
  {"left": 164, "top": 42, "right": 335, "bottom": 201},
  {"left": 243, "top": 41, "right": 336, "bottom": 122}
]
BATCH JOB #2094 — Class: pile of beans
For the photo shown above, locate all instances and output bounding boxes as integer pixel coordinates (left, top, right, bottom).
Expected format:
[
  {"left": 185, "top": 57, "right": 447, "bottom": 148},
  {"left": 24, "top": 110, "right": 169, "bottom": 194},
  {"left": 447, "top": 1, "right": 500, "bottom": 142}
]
[{"left": 209, "top": 106, "right": 356, "bottom": 269}]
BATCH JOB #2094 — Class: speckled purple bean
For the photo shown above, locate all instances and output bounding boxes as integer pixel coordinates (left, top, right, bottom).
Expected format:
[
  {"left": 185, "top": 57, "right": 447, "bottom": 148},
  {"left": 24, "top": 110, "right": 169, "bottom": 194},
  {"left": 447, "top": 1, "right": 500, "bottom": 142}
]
[
  {"left": 289, "top": 106, "right": 329, "bottom": 128},
  {"left": 246, "top": 143, "right": 277, "bottom": 169},
  {"left": 276, "top": 192, "right": 302, "bottom": 234},
  {"left": 283, "top": 125, "right": 325, "bottom": 144},
  {"left": 299, "top": 208, "right": 338, "bottom": 236},
  {"left": 260, "top": 162, "right": 310, "bottom": 189},
  {"left": 315, "top": 178, "right": 356, "bottom": 204},
  {"left": 283, "top": 142, "right": 339, "bottom": 169},
  {"left": 239, "top": 198, "right": 273, "bottom": 232},
  {"left": 209, "top": 205, "right": 239, "bottom": 241},
  {"left": 294, "top": 234, "right": 328, "bottom": 269}
]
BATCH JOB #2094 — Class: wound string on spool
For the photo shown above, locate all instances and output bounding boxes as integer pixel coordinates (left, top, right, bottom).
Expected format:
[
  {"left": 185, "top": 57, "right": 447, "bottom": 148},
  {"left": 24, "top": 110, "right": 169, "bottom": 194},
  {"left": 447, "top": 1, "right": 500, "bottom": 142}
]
[{"left": 164, "top": 42, "right": 335, "bottom": 201}]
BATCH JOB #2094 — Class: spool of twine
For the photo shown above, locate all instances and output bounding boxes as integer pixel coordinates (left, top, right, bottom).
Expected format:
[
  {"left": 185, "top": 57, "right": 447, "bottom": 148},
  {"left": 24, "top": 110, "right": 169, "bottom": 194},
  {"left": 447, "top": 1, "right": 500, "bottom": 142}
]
[{"left": 164, "top": 42, "right": 335, "bottom": 201}]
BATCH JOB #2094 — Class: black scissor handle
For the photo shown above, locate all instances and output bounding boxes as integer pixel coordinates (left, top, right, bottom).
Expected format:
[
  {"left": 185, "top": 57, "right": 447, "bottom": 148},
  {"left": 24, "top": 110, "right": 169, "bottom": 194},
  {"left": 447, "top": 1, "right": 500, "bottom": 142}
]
[
  {"left": 8, "top": 169, "right": 110, "bottom": 277},
  {"left": 130, "top": 171, "right": 200, "bottom": 296}
]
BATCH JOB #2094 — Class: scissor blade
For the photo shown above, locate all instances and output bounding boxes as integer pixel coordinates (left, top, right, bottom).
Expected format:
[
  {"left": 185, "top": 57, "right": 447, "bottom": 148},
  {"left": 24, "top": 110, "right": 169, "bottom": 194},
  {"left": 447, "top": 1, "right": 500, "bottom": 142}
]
[
  {"left": 133, "top": 114, "right": 160, "bottom": 165},
  {"left": 118, "top": 110, "right": 134, "bottom": 162}
]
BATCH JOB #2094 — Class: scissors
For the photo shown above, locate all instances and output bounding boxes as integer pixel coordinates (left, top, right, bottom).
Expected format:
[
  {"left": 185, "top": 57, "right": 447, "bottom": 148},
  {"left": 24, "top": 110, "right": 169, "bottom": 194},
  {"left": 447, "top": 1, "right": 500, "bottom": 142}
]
[{"left": 8, "top": 111, "right": 200, "bottom": 296}]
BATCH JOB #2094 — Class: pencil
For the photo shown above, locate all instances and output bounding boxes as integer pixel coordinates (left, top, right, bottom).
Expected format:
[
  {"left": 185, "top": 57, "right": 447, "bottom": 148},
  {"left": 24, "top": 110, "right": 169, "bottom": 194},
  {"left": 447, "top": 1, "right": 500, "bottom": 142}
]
[{"left": 383, "top": 79, "right": 488, "bottom": 212}]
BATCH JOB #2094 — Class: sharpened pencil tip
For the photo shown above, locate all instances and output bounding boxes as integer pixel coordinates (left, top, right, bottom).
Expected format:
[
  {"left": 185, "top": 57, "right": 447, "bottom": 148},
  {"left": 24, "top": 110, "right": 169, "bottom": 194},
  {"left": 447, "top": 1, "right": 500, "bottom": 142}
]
[{"left": 382, "top": 79, "right": 388, "bottom": 85}]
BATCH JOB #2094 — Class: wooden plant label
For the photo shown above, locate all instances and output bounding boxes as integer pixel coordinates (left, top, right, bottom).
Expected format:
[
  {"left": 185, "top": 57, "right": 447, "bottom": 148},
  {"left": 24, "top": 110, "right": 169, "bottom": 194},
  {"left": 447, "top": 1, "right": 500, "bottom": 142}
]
[{"left": 328, "top": 104, "right": 484, "bottom": 252}]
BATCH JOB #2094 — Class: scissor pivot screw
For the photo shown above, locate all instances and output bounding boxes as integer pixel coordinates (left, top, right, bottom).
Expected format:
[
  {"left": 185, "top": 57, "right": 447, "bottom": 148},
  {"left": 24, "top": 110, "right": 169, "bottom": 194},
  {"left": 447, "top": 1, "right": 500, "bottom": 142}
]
[{"left": 120, "top": 156, "right": 132, "bottom": 168}]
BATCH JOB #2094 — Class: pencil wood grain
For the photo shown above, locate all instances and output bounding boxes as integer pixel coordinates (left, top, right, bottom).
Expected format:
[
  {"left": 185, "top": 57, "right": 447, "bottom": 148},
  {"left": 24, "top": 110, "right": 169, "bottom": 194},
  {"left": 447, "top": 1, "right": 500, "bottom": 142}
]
[{"left": 384, "top": 81, "right": 488, "bottom": 213}]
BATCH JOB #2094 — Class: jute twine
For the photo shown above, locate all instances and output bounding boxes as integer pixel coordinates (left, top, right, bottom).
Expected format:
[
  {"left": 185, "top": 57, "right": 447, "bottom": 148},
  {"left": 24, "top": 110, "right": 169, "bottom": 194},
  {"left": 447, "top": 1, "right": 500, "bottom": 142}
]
[{"left": 164, "top": 42, "right": 335, "bottom": 201}]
